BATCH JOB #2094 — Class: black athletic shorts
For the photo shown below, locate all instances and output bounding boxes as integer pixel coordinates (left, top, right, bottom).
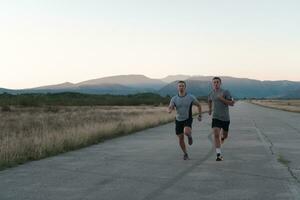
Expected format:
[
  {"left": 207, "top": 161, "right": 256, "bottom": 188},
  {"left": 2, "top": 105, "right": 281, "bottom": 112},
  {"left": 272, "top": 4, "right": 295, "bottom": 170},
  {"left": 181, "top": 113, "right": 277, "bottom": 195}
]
[
  {"left": 212, "top": 118, "right": 230, "bottom": 132},
  {"left": 175, "top": 118, "right": 193, "bottom": 135}
]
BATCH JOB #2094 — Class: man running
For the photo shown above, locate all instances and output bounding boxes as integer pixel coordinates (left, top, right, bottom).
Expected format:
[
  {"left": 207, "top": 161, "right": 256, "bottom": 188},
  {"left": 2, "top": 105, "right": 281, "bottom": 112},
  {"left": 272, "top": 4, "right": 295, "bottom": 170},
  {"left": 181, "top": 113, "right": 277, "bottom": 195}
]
[
  {"left": 168, "top": 80, "right": 202, "bottom": 160},
  {"left": 208, "top": 77, "right": 235, "bottom": 161}
]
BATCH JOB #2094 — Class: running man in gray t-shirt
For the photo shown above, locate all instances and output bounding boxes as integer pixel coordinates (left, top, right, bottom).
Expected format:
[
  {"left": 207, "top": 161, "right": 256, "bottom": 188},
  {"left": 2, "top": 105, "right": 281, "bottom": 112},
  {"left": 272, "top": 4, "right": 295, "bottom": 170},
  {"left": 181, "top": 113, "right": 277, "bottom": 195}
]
[
  {"left": 208, "top": 77, "right": 235, "bottom": 161},
  {"left": 168, "top": 81, "right": 202, "bottom": 160}
]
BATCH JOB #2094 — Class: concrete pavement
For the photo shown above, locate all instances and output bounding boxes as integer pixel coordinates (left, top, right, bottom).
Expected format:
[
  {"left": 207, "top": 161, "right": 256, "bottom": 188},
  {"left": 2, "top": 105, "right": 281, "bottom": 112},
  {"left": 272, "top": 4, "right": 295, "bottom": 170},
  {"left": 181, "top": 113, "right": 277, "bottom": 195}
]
[{"left": 0, "top": 101, "right": 300, "bottom": 200}]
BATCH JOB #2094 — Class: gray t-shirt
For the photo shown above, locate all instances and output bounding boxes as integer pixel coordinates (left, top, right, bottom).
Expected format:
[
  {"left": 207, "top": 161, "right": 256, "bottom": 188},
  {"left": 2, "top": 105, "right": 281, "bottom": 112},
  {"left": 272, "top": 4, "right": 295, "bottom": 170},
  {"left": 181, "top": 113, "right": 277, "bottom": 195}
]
[
  {"left": 169, "top": 93, "right": 198, "bottom": 121},
  {"left": 208, "top": 88, "right": 232, "bottom": 121}
]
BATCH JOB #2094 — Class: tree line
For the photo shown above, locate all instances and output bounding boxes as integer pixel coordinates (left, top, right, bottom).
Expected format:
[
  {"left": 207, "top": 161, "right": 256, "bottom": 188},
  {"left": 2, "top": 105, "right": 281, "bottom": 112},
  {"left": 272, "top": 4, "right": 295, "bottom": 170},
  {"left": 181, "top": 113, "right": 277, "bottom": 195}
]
[{"left": 0, "top": 92, "right": 173, "bottom": 107}]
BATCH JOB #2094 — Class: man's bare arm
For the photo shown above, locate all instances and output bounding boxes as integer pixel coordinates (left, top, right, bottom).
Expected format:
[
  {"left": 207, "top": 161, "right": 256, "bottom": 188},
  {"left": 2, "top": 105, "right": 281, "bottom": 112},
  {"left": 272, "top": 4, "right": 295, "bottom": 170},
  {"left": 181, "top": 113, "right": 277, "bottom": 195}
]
[
  {"left": 194, "top": 100, "right": 202, "bottom": 121},
  {"left": 218, "top": 96, "right": 235, "bottom": 106},
  {"left": 208, "top": 100, "right": 212, "bottom": 115},
  {"left": 168, "top": 105, "right": 175, "bottom": 113},
  {"left": 194, "top": 100, "right": 202, "bottom": 115}
]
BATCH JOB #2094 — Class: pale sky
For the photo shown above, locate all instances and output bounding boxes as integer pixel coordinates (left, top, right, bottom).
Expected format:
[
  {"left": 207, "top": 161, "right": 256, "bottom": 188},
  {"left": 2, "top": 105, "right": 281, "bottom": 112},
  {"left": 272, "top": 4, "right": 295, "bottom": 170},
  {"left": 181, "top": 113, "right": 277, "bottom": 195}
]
[{"left": 1, "top": 0, "right": 300, "bottom": 89}]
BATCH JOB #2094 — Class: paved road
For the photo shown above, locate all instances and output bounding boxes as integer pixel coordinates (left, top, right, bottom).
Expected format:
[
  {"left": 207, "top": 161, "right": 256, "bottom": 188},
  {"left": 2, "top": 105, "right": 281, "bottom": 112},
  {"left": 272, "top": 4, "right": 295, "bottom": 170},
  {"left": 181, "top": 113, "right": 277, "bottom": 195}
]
[{"left": 0, "top": 102, "right": 300, "bottom": 200}]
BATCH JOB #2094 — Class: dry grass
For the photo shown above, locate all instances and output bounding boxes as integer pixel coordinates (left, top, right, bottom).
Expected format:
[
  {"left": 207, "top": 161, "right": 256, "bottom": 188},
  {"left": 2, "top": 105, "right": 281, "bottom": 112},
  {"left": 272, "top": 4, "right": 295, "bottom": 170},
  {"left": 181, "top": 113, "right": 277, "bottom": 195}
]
[
  {"left": 0, "top": 104, "right": 207, "bottom": 170},
  {"left": 251, "top": 100, "right": 300, "bottom": 113}
]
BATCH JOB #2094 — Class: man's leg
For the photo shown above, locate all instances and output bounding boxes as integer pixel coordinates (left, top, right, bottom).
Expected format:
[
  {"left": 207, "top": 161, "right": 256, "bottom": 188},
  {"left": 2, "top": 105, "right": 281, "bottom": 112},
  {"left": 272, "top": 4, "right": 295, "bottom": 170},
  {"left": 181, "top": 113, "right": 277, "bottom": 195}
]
[
  {"left": 221, "top": 121, "right": 230, "bottom": 144},
  {"left": 177, "top": 134, "right": 187, "bottom": 153},
  {"left": 213, "top": 127, "right": 221, "bottom": 149},
  {"left": 184, "top": 127, "right": 192, "bottom": 137},
  {"left": 184, "top": 126, "right": 193, "bottom": 145},
  {"left": 177, "top": 134, "right": 189, "bottom": 160},
  {"left": 221, "top": 129, "right": 229, "bottom": 144},
  {"left": 213, "top": 127, "right": 223, "bottom": 161}
]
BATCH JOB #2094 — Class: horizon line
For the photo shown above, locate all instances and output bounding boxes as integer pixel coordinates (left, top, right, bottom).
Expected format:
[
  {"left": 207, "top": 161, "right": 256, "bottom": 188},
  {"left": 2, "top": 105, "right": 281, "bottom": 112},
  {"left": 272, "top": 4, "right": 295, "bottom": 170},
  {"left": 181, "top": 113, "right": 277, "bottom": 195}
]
[{"left": 2, "top": 74, "right": 300, "bottom": 90}]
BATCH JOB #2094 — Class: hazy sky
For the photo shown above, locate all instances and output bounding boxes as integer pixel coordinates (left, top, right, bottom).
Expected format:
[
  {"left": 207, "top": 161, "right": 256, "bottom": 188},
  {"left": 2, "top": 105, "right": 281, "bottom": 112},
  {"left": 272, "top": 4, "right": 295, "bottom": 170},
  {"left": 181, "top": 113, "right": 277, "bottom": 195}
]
[{"left": 1, "top": 0, "right": 300, "bottom": 89}]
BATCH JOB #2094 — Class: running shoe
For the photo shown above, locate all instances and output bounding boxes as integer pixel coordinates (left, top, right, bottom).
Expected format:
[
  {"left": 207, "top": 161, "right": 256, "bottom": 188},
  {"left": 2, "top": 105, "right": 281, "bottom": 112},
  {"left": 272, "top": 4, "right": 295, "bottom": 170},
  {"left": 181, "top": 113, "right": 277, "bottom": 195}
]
[
  {"left": 216, "top": 153, "right": 223, "bottom": 161},
  {"left": 183, "top": 153, "right": 189, "bottom": 160}
]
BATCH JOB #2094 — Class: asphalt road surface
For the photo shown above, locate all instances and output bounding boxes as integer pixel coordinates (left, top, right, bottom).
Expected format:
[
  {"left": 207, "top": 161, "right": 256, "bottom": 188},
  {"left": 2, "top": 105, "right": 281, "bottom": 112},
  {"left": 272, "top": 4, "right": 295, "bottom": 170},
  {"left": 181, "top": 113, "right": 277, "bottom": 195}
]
[{"left": 0, "top": 102, "right": 300, "bottom": 200}]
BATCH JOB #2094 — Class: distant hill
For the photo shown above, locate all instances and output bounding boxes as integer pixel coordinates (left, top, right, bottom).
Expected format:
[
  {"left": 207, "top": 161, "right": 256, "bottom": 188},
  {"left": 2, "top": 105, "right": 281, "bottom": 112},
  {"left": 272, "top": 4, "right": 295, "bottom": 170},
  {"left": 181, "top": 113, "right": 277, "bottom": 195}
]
[
  {"left": 34, "top": 82, "right": 75, "bottom": 90},
  {"left": 0, "top": 88, "right": 20, "bottom": 94},
  {"left": 11, "top": 75, "right": 163, "bottom": 95},
  {"left": 161, "top": 75, "right": 192, "bottom": 83},
  {"left": 281, "top": 88, "right": 300, "bottom": 99},
  {"left": 159, "top": 76, "right": 300, "bottom": 99},
  {"left": 77, "top": 74, "right": 165, "bottom": 90},
  {"left": 1, "top": 75, "right": 300, "bottom": 98},
  {"left": 27, "top": 83, "right": 138, "bottom": 95},
  {"left": 158, "top": 80, "right": 210, "bottom": 97},
  {"left": 219, "top": 78, "right": 300, "bottom": 98}
]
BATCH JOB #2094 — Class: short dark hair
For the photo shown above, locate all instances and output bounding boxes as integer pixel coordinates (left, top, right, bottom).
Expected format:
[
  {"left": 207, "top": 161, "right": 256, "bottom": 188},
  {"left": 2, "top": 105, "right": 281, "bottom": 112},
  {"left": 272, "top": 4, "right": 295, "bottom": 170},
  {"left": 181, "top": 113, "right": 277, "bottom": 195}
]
[
  {"left": 177, "top": 80, "right": 186, "bottom": 87},
  {"left": 212, "top": 77, "right": 222, "bottom": 82}
]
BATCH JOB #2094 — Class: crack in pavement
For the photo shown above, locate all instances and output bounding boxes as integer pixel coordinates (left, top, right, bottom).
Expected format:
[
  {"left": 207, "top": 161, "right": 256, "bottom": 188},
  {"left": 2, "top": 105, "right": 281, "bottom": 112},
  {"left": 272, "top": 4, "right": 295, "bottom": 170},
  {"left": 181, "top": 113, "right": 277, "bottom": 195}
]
[
  {"left": 252, "top": 119, "right": 300, "bottom": 199},
  {"left": 253, "top": 120, "right": 300, "bottom": 184},
  {"left": 252, "top": 120, "right": 275, "bottom": 155}
]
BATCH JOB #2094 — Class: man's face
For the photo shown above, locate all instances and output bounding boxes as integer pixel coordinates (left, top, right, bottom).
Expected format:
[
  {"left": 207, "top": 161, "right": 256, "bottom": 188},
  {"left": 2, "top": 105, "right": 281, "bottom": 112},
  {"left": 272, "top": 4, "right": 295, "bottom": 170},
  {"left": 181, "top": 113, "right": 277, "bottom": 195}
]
[
  {"left": 177, "top": 83, "right": 186, "bottom": 93},
  {"left": 212, "top": 79, "right": 221, "bottom": 90}
]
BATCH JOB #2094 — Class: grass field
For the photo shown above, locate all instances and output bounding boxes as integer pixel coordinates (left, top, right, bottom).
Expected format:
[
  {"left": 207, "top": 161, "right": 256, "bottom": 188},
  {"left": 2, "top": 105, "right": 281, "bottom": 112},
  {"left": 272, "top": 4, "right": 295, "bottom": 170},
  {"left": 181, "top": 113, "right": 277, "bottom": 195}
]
[
  {"left": 251, "top": 100, "right": 300, "bottom": 113},
  {"left": 0, "top": 104, "right": 207, "bottom": 170}
]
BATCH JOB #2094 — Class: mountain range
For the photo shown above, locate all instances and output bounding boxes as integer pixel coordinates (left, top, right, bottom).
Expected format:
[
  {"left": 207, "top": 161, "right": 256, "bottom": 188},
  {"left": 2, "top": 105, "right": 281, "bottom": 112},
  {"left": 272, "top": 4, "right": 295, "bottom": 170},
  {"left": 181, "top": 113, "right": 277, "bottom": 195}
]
[{"left": 1, "top": 74, "right": 300, "bottom": 99}]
